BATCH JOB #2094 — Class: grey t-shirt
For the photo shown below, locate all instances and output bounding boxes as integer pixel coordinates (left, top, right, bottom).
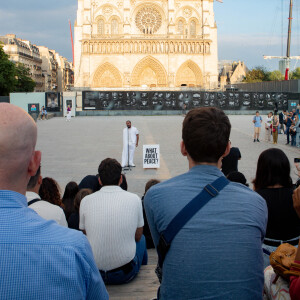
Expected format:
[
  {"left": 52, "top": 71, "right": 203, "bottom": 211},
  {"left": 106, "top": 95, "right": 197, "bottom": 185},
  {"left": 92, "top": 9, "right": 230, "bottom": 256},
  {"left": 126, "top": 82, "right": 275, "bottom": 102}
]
[{"left": 145, "top": 165, "right": 267, "bottom": 300}]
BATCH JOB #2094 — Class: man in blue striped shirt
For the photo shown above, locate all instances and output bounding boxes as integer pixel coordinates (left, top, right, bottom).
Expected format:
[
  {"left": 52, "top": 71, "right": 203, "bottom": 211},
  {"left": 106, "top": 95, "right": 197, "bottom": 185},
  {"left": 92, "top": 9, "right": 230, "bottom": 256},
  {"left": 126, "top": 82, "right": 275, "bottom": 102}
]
[{"left": 0, "top": 103, "right": 108, "bottom": 300}]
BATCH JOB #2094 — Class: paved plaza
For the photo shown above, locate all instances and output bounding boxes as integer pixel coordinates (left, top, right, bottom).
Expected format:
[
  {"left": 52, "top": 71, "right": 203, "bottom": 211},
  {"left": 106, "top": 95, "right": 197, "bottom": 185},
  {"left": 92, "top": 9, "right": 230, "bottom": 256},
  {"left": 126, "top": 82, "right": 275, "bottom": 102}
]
[{"left": 36, "top": 114, "right": 299, "bottom": 197}]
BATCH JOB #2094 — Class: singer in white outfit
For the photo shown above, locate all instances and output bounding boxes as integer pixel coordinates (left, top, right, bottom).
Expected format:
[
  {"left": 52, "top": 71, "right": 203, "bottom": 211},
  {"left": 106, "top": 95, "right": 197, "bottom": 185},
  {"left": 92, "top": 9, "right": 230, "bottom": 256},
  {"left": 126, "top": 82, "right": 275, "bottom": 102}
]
[{"left": 122, "top": 121, "right": 139, "bottom": 167}]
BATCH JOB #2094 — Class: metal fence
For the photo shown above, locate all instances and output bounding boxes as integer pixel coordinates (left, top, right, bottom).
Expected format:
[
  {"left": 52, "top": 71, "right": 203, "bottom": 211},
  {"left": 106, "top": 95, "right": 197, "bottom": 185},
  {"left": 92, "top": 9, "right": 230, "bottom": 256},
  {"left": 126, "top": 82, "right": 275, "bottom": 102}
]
[{"left": 226, "top": 80, "right": 300, "bottom": 93}]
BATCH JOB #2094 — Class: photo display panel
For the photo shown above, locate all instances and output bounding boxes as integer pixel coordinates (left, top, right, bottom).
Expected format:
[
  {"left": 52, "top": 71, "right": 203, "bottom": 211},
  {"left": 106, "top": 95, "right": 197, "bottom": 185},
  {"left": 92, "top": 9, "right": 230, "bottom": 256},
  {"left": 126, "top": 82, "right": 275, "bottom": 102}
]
[
  {"left": 45, "top": 92, "right": 60, "bottom": 112},
  {"left": 82, "top": 91, "right": 292, "bottom": 111}
]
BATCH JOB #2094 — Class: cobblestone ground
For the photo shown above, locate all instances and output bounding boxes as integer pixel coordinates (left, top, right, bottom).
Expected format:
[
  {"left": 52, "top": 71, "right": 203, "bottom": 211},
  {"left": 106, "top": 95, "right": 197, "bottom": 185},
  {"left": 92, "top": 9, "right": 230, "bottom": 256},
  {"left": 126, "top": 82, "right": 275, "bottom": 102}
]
[{"left": 36, "top": 114, "right": 299, "bottom": 198}]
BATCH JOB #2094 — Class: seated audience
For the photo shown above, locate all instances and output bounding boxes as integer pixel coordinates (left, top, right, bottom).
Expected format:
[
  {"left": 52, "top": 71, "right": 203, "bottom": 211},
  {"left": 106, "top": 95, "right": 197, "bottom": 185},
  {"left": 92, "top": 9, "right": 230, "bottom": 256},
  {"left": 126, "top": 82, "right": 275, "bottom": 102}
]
[
  {"left": 78, "top": 173, "right": 127, "bottom": 192},
  {"left": 141, "top": 179, "right": 161, "bottom": 249},
  {"left": 26, "top": 167, "right": 68, "bottom": 227},
  {"left": 221, "top": 143, "right": 241, "bottom": 176},
  {"left": 226, "top": 171, "right": 249, "bottom": 186},
  {"left": 0, "top": 103, "right": 108, "bottom": 299},
  {"left": 78, "top": 174, "right": 101, "bottom": 192},
  {"left": 39, "top": 177, "right": 64, "bottom": 209},
  {"left": 80, "top": 158, "right": 148, "bottom": 284},
  {"left": 120, "top": 173, "right": 128, "bottom": 191},
  {"left": 144, "top": 107, "right": 267, "bottom": 299},
  {"left": 68, "top": 188, "right": 92, "bottom": 230},
  {"left": 295, "top": 163, "right": 300, "bottom": 189},
  {"left": 264, "top": 186, "right": 300, "bottom": 300},
  {"left": 291, "top": 187, "right": 300, "bottom": 300},
  {"left": 62, "top": 181, "right": 79, "bottom": 220},
  {"left": 253, "top": 148, "right": 300, "bottom": 268}
]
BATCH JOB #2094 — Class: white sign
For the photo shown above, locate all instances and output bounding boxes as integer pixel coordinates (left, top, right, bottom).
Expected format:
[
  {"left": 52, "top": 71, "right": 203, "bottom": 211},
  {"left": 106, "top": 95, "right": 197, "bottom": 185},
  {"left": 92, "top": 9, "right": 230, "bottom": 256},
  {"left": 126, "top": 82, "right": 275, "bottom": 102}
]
[{"left": 143, "top": 145, "right": 160, "bottom": 169}]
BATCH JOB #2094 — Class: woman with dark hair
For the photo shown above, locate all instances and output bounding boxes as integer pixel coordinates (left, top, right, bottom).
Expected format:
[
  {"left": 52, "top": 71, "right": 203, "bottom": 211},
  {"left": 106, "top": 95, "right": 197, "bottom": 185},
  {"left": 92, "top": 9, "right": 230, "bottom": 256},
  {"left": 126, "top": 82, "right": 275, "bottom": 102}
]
[
  {"left": 62, "top": 181, "right": 79, "bottom": 220},
  {"left": 253, "top": 148, "right": 300, "bottom": 267},
  {"left": 141, "top": 179, "right": 161, "bottom": 249},
  {"left": 68, "top": 189, "right": 92, "bottom": 230},
  {"left": 39, "top": 177, "right": 64, "bottom": 208}
]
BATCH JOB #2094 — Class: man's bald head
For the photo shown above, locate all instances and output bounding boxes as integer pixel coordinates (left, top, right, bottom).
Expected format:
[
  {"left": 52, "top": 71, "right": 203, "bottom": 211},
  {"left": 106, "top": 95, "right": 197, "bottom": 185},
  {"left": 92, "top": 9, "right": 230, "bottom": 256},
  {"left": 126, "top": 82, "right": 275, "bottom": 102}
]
[{"left": 0, "top": 103, "right": 41, "bottom": 194}]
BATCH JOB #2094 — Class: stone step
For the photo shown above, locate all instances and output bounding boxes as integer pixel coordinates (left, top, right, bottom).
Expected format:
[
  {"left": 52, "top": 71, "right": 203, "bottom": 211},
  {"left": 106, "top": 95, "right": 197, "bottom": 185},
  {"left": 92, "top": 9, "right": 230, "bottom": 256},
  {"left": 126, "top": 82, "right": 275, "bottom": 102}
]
[{"left": 106, "top": 249, "right": 159, "bottom": 300}]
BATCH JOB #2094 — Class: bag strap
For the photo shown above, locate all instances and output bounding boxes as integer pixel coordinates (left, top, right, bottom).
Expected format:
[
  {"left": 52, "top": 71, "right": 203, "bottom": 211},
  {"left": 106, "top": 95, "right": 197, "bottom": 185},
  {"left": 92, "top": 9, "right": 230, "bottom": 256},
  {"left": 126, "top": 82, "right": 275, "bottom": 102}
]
[
  {"left": 28, "top": 198, "right": 41, "bottom": 206},
  {"left": 157, "top": 176, "right": 229, "bottom": 268}
]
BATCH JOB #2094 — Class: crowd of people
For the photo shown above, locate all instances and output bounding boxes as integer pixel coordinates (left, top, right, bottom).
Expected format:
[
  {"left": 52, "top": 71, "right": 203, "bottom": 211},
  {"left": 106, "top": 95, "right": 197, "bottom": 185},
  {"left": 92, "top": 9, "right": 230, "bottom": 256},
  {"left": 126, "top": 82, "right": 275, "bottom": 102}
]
[
  {"left": 1, "top": 102, "right": 300, "bottom": 299},
  {"left": 253, "top": 107, "right": 300, "bottom": 147}
]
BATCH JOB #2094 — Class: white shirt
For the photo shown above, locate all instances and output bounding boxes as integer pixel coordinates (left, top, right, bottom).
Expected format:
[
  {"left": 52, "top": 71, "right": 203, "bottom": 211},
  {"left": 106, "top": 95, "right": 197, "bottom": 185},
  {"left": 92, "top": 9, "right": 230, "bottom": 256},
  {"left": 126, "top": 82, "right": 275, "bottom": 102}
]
[
  {"left": 79, "top": 186, "right": 144, "bottom": 271},
  {"left": 265, "top": 117, "right": 272, "bottom": 128},
  {"left": 26, "top": 191, "right": 68, "bottom": 227},
  {"left": 123, "top": 126, "right": 139, "bottom": 145}
]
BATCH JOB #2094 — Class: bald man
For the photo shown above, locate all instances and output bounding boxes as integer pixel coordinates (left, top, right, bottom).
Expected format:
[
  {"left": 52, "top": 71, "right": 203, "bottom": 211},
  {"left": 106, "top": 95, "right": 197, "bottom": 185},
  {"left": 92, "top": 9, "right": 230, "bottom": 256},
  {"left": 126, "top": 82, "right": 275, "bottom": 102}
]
[{"left": 0, "top": 103, "right": 108, "bottom": 299}]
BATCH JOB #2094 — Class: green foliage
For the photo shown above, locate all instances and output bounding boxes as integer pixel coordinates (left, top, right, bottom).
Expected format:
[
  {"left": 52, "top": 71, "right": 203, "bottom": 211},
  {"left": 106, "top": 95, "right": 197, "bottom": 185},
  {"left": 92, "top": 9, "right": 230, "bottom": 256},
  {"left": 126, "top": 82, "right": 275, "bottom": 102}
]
[
  {"left": 269, "top": 70, "right": 284, "bottom": 81},
  {"left": 243, "top": 66, "right": 270, "bottom": 83},
  {"left": 0, "top": 44, "right": 17, "bottom": 96},
  {"left": 290, "top": 67, "right": 300, "bottom": 80},
  {"left": 0, "top": 44, "right": 35, "bottom": 96},
  {"left": 14, "top": 64, "right": 36, "bottom": 93}
]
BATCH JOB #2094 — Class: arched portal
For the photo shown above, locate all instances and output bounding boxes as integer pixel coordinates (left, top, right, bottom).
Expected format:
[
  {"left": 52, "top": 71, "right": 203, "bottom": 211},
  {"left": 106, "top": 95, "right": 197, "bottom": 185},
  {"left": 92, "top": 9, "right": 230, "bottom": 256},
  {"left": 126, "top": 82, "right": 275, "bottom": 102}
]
[
  {"left": 175, "top": 60, "right": 203, "bottom": 87},
  {"left": 92, "top": 62, "right": 122, "bottom": 88},
  {"left": 131, "top": 56, "right": 167, "bottom": 87}
]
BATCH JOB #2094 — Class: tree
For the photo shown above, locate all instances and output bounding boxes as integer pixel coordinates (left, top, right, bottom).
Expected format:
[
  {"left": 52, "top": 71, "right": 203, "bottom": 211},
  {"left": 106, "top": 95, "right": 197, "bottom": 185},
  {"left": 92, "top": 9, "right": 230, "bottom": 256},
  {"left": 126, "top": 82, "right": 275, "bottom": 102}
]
[
  {"left": 0, "top": 44, "right": 17, "bottom": 96},
  {"left": 0, "top": 43, "right": 35, "bottom": 96},
  {"left": 269, "top": 70, "right": 284, "bottom": 81},
  {"left": 14, "top": 64, "right": 36, "bottom": 93},
  {"left": 243, "top": 66, "right": 270, "bottom": 83},
  {"left": 290, "top": 67, "right": 300, "bottom": 80}
]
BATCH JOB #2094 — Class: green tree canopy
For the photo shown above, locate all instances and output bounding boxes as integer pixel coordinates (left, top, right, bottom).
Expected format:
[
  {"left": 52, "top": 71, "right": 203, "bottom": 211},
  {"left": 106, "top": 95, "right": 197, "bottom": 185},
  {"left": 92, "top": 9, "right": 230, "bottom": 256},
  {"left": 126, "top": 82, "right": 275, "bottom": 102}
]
[
  {"left": 0, "top": 44, "right": 17, "bottom": 96},
  {"left": 243, "top": 66, "right": 270, "bottom": 83},
  {"left": 0, "top": 43, "right": 35, "bottom": 96},
  {"left": 14, "top": 64, "right": 36, "bottom": 93},
  {"left": 269, "top": 70, "right": 284, "bottom": 81},
  {"left": 290, "top": 67, "right": 300, "bottom": 80}
]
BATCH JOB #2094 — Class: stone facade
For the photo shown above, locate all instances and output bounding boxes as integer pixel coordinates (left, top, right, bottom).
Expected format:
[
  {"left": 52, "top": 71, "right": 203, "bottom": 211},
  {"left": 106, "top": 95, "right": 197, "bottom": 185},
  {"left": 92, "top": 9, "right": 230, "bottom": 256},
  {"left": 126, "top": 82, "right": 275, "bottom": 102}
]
[
  {"left": 74, "top": 0, "right": 218, "bottom": 89},
  {"left": 55, "top": 53, "right": 74, "bottom": 92},
  {"left": 219, "top": 60, "right": 247, "bottom": 89},
  {"left": 0, "top": 34, "right": 74, "bottom": 92},
  {"left": 0, "top": 34, "right": 44, "bottom": 92},
  {"left": 38, "top": 47, "right": 59, "bottom": 92}
]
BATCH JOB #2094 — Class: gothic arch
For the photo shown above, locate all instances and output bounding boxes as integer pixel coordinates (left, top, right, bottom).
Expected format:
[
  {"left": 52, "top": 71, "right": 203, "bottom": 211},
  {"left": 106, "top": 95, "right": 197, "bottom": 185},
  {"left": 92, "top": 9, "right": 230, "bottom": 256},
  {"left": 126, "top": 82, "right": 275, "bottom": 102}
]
[
  {"left": 92, "top": 62, "right": 123, "bottom": 88},
  {"left": 131, "top": 56, "right": 167, "bottom": 87},
  {"left": 175, "top": 60, "right": 203, "bottom": 87},
  {"left": 94, "top": 4, "right": 121, "bottom": 22},
  {"left": 175, "top": 6, "right": 201, "bottom": 21}
]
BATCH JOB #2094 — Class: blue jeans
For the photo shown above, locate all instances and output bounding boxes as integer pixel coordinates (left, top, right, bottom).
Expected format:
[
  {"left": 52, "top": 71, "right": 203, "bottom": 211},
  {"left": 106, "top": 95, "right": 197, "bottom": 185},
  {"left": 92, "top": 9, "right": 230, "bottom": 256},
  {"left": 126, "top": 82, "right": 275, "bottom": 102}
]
[
  {"left": 291, "top": 134, "right": 296, "bottom": 146},
  {"left": 100, "top": 235, "right": 148, "bottom": 284}
]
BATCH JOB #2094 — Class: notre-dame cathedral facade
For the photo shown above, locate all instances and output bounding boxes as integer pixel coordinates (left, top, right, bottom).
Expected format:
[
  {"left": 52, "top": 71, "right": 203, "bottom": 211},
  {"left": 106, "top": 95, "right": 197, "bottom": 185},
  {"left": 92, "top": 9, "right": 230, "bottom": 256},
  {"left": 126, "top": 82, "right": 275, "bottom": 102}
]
[{"left": 74, "top": 0, "right": 218, "bottom": 89}]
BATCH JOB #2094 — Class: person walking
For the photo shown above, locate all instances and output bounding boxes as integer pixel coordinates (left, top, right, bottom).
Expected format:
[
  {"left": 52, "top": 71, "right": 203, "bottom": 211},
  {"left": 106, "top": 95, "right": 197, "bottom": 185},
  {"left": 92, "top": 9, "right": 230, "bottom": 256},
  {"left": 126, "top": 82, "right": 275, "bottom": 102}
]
[{"left": 66, "top": 105, "right": 72, "bottom": 121}]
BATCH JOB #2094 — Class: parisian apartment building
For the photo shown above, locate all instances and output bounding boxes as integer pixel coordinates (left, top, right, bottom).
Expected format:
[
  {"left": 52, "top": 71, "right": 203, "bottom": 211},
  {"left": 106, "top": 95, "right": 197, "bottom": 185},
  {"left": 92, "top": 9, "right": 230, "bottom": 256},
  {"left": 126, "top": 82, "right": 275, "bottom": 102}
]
[{"left": 0, "top": 34, "right": 74, "bottom": 92}]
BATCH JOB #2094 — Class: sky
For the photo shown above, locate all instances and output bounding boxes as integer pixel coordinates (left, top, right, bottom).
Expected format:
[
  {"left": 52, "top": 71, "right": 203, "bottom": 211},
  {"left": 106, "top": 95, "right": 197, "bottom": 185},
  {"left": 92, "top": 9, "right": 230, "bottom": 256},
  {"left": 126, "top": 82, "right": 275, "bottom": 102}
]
[{"left": 1, "top": 0, "right": 300, "bottom": 71}]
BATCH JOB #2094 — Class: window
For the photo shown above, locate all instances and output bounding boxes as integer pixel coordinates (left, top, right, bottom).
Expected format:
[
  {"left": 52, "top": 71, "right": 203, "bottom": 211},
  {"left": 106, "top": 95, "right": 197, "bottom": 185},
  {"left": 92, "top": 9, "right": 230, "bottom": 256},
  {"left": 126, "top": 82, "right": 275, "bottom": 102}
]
[
  {"left": 178, "top": 20, "right": 184, "bottom": 35},
  {"left": 111, "top": 19, "right": 118, "bottom": 35},
  {"left": 190, "top": 20, "right": 196, "bottom": 36},
  {"left": 98, "top": 19, "right": 104, "bottom": 34}
]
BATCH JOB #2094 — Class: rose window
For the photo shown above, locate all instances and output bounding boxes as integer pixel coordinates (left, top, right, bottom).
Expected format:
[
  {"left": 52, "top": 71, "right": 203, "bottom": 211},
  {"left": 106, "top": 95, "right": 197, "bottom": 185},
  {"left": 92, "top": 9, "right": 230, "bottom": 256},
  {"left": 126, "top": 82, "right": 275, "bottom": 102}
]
[{"left": 135, "top": 7, "right": 162, "bottom": 34}]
